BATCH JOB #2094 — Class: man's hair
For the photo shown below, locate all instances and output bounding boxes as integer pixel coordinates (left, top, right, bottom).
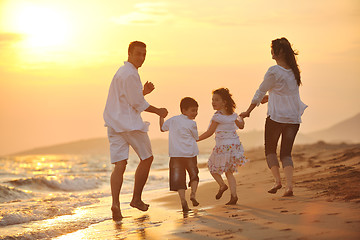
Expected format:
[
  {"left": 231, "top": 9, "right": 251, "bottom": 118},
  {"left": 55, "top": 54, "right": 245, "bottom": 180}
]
[
  {"left": 128, "top": 41, "right": 146, "bottom": 54},
  {"left": 180, "top": 97, "right": 198, "bottom": 112}
]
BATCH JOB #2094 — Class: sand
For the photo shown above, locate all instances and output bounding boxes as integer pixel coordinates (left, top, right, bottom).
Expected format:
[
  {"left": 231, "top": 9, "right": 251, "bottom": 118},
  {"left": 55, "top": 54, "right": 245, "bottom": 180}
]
[{"left": 54, "top": 142, "right": 360, "bottom": 240}]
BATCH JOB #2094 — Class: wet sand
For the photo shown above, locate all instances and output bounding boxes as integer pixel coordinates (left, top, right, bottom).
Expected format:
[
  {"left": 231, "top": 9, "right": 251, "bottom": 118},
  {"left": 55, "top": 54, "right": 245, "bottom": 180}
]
[{"left": 54, "top": 142, "right": 360, "bottom": 240}]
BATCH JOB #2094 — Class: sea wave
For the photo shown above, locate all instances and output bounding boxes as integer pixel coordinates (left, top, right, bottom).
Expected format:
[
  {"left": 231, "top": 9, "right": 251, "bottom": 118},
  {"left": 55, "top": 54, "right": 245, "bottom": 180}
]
[
  {"left": 6, "top": 176, "right": 103, "bottom": 192},
  {"left": 0, "top": 185, "right": 33, "bottom": 203}
]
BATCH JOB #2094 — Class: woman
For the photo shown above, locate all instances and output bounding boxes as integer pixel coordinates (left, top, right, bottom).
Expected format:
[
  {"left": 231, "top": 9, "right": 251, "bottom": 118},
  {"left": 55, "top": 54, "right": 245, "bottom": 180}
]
[{"left": 240, "top": 37, "right": 307, "bottom": 197}]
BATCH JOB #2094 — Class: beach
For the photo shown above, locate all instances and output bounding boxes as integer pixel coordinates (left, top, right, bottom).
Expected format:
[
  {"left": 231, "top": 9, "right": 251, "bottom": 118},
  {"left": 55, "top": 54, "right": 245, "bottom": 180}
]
[{"left": 1, "top": 142, "right": 360, "bottom": 239}]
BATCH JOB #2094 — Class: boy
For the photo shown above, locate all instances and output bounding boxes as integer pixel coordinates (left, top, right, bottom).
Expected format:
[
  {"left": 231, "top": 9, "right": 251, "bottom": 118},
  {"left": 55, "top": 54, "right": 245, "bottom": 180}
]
[{"left": 160, "top": 97, "right": 200, "bottom": 212}]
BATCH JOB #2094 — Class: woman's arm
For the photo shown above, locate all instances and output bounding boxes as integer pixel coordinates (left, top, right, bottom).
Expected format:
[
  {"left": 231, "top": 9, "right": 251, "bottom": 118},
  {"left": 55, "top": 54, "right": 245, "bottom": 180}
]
[
  {"left": 197, "top": 121, "right": 218, "bottom": 142},
  {"left": 240, "top": 103, "right": 256, "bottom": 118}
]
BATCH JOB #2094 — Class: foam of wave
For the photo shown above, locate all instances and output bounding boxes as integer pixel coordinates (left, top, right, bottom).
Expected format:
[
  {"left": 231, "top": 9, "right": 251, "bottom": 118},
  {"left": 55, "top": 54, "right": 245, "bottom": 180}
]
[
  {"left": 0, "top": 191, "right": 110, "bottom": 227},
  {"left": 7, "top": 175, "right": 103, "bottom": 192}
]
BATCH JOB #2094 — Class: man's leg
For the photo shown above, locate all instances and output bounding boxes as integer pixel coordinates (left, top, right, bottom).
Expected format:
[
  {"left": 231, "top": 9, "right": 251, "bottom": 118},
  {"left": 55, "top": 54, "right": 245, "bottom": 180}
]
[
  {"left": 111, "top": 160, "right": 127, "bottom": 220},
  {"left": 130, "top": 156, "right": 153, "bottom": 211}
]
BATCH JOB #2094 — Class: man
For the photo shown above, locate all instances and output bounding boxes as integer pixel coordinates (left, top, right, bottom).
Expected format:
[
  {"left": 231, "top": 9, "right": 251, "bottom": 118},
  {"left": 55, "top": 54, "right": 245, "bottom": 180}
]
[{"left": 103, "top": 41, "right": 168, "bottom": 221}]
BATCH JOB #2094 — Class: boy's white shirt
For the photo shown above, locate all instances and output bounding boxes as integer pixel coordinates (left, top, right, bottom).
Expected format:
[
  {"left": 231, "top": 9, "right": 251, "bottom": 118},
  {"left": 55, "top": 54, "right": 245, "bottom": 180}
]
[{"left": 161, "top": 114, "right": 199, "bottom": 158}]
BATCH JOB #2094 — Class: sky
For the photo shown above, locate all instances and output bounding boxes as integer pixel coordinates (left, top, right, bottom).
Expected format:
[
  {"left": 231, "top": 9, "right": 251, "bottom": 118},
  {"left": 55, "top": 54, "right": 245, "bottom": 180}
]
[{"left": 0, "top": 0, "right": 359, "bottom": 155}]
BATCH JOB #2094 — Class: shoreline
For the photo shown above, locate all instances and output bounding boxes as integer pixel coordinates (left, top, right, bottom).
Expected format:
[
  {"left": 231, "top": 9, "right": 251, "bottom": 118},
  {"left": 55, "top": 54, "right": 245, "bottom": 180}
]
[{"left": 3, "top": 142, "right": 360, "bottom": 240}]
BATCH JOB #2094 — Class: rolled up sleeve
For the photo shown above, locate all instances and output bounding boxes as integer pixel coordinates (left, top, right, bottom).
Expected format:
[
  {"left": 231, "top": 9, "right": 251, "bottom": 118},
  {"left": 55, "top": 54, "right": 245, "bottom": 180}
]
[
  {"left": 124, "top": 74, "right": 150, "bottom": 112},
  {"left": 251, "top": 69, "right": 276, "bottom": 106}
]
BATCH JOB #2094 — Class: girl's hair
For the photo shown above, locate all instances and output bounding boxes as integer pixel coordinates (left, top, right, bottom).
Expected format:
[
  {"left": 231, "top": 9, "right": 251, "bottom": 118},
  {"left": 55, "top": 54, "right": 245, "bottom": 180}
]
[
  {"left": 271, "top": 38, "right": 301, "bottom": 86},
  {"left": 212, "top": 88, "right": 236, "bottom": 114}
]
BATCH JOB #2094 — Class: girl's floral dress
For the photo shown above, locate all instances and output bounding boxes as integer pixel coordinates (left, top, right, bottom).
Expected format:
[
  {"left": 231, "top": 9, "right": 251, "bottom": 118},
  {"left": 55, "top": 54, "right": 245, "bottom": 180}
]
[{"left": 208, "top": 111, "right": 248, "bottom": 174}]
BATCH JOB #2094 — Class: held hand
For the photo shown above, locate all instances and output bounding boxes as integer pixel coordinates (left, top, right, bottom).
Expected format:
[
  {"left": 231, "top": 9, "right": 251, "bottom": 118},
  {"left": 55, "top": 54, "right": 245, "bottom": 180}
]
[
  {"left": 240, "top": 112, "right": 250, "bottom": 119},
  {"left": 261, "top": 95, "right": 269, "bottom": 104},
  {"left": 158, "top": 108, "right": 168, "bottom": 118},
  {"left": 143, "top": 81, "right": 155, "bottom": 95}
]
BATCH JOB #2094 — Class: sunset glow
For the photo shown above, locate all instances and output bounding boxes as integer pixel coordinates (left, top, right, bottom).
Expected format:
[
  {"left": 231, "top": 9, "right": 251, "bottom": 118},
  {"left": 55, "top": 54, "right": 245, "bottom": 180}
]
[{"left": 0, "top": 0, "right": 359, "bottom": 155}]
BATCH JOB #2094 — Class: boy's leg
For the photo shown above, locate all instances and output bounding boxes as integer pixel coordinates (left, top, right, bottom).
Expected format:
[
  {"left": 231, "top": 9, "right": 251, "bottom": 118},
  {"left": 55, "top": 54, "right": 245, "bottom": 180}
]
[
  {"left": 111, "top": 160, "right": 127, "bottom": 220},
  {"left": 178, "top": 189, "right": 190, "bottom": 212},
  {"left": 185, "top": 157, "right": 200, "bottom": 206},
  {"left": 131, "top": 156, "right": 153, "bottom": 211}
]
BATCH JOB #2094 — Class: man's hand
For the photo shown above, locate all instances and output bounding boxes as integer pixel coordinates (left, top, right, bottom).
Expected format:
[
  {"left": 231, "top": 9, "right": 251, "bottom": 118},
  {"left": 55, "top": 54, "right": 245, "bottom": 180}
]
[
  {"left": 143, "top": 81, "right": 155, "bottom": 95},
  {"left": 158, "top": 108, "right": 168, "bottom": 118}
]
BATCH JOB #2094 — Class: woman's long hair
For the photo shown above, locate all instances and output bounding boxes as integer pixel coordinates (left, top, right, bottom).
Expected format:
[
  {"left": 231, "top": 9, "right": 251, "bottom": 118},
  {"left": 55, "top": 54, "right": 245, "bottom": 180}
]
[
  {"left": 213, "top": 88, "right": 236, "bottom": 114},
  {"left": 272, "top": 38, "right": 301, "bottom": 86}
]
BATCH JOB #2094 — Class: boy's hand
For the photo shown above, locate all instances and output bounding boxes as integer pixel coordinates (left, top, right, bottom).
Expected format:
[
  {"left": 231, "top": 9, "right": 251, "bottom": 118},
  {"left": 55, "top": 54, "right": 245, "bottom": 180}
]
[{"left": 143, "top": 81, "right": 155, "bottom": 95}]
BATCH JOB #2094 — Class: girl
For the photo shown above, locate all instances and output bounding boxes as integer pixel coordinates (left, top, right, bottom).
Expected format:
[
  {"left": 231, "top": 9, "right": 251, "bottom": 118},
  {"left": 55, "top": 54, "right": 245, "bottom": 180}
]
[
  {"left": 198, "top": 88, "right": 247, "bottom": 205},
  {"left": 240, "top": 37, "right": 307, "bottom": 197}
]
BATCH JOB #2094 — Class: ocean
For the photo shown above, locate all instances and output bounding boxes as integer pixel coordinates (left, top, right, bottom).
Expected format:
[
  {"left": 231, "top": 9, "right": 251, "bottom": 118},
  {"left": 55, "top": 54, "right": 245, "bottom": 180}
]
[{"left": 0, "top": 153, "right": 212, "bottom": 239}]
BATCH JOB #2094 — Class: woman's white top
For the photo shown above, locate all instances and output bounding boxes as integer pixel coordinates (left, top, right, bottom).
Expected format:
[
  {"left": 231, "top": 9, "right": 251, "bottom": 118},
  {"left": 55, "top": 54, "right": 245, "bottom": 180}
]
[
  {"left": 251, "top": 65, "right": 307, "bottom": 124},
  {"left": 161, "top": 114, "right": 199, "bottom": 158}
]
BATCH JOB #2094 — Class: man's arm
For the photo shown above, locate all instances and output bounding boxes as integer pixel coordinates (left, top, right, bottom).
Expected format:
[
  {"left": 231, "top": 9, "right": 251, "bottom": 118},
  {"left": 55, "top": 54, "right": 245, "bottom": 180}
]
[{"left": 145, "top": 105, "right": 168, "bottom": 118}]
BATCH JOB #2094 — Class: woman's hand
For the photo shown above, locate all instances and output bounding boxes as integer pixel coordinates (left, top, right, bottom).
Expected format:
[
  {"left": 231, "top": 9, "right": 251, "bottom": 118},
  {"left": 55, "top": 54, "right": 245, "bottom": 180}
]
[
  {"left": 240, "top": 111, "right": 250, "bottom": 119},
  {"left": 261, "top": 95, "right": 269, "bottom": 104}
]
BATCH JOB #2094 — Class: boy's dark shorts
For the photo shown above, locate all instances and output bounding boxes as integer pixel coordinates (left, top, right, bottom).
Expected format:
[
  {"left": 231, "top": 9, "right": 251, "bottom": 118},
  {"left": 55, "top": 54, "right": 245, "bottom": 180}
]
[{"left": 169, "top": 156, "right": 199, "bottom": 191}]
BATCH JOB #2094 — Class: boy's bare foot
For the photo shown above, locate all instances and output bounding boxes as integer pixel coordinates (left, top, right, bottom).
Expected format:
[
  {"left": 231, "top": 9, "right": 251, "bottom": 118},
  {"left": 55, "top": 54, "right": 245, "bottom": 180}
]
[
  {"left": 111, "top": 206, "right": 123, "bottom": 221},
  {"left": 181, "top": 201, "right": 191, "bottom": 212},
  {"left": 190, "top": 197, "right": 199, "bottom": 206},
  {"left": 130, "top": 200, "right": 149, "bottom": 211}
]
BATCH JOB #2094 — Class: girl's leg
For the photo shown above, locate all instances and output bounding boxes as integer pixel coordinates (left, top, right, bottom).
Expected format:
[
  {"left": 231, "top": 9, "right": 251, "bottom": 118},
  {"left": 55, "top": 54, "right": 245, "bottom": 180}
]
[
  {"left": 225, "top": 171, "right": 237, "bottom": 197},
  {"left": 225, "top": 171, "right": 238, "bottom": 205},
  {"left": 211, "top": 172, "right": 228, "bottom": 199}
]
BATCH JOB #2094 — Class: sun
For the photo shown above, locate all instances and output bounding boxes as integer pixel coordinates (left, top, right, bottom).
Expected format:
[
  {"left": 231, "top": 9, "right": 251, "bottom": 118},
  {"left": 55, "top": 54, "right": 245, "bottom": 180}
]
[{"left": 13, "top": 4, "right": 71, "bottom": 49}]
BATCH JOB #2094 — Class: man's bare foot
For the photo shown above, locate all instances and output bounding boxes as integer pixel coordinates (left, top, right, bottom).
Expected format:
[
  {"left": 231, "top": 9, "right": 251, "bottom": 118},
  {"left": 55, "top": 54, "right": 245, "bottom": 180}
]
[
  {"left": 111, "top": 206, "right": 123, "bottom": 221},
  {"left": 130, "top": 200, "right": 149, "bottom": 211}
]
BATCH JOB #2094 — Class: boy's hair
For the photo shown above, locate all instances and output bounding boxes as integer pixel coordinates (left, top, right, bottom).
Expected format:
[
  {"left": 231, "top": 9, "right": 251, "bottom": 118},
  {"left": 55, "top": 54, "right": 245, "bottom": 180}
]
[
  {"left": 128, "top": 41, "right": 146, "bottom": 54},
  {"left": 180, "top": 97, "right": 198, "bottom": 113}
]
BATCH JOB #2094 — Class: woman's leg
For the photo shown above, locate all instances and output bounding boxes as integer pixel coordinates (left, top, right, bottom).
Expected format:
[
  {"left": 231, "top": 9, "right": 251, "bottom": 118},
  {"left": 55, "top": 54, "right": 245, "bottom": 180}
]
[
  {"left": 279, "top": 124, "right": 299, "bottom": 194},
  {"left": 265, "top": 117, "right": 282, "bottom": 189}
]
